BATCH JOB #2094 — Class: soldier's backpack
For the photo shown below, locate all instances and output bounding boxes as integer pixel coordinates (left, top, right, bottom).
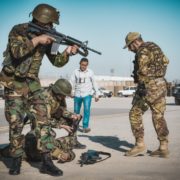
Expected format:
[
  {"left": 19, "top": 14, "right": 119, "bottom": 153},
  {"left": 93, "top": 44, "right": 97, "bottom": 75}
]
[
  {"left": 138, "top": 42, "right": 169, "bottom": 78},
  {"left": 79, "top": 150, "right": 111, "bottom": 167}
]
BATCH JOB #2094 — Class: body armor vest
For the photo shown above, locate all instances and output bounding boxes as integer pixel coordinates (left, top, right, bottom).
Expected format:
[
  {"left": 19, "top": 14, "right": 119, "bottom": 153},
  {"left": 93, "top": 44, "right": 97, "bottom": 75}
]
[
  {"left": 2, "top": 23, "right": 46, "bottom": 79},
  {"left": 133, "top": 42, "right": 169, "bottom": 83}
]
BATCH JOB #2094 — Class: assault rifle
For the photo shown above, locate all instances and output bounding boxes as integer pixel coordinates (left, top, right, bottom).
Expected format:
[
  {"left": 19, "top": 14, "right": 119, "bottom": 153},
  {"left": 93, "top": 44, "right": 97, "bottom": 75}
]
[
  {"left": 79, "top": 150, "right": 111, "bottom": 167},
  {"left": 28, "top": 22, "right": 102, "bottom": 57}
]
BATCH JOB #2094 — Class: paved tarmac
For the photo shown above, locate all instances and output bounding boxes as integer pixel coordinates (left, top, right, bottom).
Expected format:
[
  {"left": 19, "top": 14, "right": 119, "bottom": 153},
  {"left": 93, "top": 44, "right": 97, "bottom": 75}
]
[{"left": 0, "top": 97, "right": 180, "bottom": 180}]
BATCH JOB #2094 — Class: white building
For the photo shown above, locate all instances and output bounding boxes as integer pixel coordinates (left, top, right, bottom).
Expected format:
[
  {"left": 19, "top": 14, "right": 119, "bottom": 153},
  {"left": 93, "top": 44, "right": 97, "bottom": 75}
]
[{"left": 40, "top": 75, "right": 135, "bottom": 96}]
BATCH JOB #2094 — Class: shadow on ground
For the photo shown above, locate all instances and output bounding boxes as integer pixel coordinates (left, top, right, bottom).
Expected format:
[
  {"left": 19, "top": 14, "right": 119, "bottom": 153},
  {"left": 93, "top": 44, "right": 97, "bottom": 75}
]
[
  {"left": 79, "top": 135, "right": 134, "bottom": 152},
  {"left": 0, "top": 143, "right": 42, "bottom": 172}
]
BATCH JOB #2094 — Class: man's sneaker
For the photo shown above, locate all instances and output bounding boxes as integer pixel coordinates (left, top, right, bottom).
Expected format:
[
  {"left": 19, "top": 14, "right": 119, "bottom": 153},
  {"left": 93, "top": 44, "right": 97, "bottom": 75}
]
[
  {"left": 82, "top": 128, "right": 91, "bottom": 133},
  {"left": 73, "top": 141, "right": 86, "bottom": 149}
]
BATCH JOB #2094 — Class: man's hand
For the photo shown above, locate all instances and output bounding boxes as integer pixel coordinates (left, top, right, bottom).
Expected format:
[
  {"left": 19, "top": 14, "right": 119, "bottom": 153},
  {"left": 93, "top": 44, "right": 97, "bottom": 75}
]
[
  {"left": 71, "top": 114, "right": 82, "bottom": 121},
  {"left": 65, "top": 45, "right": 79, "bottom": 55},
  {"left": 60, "top": 124, "right": 73, "bottom": 133},
  {"left": 32, "top": 34, "right": 56, "bottom": 47}
]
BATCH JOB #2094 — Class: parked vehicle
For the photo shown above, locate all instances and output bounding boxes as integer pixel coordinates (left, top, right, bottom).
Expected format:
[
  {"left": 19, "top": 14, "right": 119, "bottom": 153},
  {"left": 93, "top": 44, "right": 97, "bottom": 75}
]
[
  {"left": 173, "top": 86, "right": 180, "bottom": 105},
  {"left": 117, "top": 86, "right": 136, "bottom": 97},
  {"left": 99, "top": 87, "right": 113, "bottom": 98}
]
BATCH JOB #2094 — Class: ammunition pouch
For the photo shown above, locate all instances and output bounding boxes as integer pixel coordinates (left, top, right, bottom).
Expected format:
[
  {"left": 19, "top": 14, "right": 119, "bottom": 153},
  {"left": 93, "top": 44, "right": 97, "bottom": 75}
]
[
  {"left": 2, "top": 48, "right": 33, "bottom": 79},
  {"left": 2, "top": 50, "right": 16, "bottom": 74},
  {"left": 14, "top": 57, "right": 32, "bottom": 78}
]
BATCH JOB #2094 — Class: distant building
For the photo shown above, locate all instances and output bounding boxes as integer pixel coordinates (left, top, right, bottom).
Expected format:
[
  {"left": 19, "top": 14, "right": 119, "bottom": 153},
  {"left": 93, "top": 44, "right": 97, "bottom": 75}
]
[
  {"left": 40, "top": 75, "right": 135, "bottom": 96},
  {"left": 40, "top": 77, "right": 56, "bottom": 87}
]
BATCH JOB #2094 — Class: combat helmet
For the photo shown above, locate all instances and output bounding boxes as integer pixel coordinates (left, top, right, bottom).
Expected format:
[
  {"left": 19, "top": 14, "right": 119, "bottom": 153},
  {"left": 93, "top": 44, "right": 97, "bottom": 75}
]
[
  {"left": 123, "top": 32, "right": 141, "bottom": 49},
  {"left": 32, "top": 4, "right": 60, "bottom": 24},
  {"left": 52, "top": 79, "right": 72, "bottom": 96}
]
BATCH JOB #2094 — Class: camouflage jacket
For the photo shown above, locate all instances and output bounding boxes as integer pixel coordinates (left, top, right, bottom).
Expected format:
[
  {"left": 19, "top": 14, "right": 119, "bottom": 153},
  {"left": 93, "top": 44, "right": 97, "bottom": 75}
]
[
  {"left": 132, "top": 42, "right": 169, "bottom": 102},
  {"left": 43, "top": 86, "right": 74, "bottom": 126},
  {"left": 1, "top": 23, "right": 69, "bottom": 92},
  {"left": 134, "top": 42, "right": 169, "bottom": 84}
]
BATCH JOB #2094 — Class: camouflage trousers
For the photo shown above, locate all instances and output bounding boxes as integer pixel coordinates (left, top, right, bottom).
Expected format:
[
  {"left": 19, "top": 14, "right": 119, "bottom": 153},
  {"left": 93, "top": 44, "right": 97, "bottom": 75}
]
[
  {"left": 4, "top": 87, "right": 55, "bottom": 157},
  {"left": 52, "top": 136, "right": 76, "bottom": 162},
  {"left": 23, "top": 109, "right": 78, "bottom": 159},
  {"left": 129, "top": 79, "right": 169, "bottom": 141},
  {"left": 24, "top": 129, "right": 75, "bottom": 162},
  {"left": 33, "top": 117, "right": 76, "bottom": 161},
  {"left": 54, "top": 135, "right": 75, "bottom": 151}
]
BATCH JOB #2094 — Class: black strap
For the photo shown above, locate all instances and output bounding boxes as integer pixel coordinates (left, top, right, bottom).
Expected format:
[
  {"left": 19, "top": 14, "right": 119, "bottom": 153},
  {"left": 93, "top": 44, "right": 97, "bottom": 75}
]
[
  {"left": 97, "top": 151, "right": 111, "bottom": 156},
  {"left": 95, "top": 151, "right": 111, "bottom": 163}
]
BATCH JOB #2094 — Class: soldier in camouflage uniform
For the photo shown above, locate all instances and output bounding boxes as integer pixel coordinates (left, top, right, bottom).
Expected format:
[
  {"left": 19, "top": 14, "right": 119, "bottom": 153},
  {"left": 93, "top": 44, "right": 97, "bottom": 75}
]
[
  {"left": 24, "top": 79, "right": 85, "bottom": 163},
  {"left": 43, "top": 78, "right": 86, "bottom": 149},
  {"left": 123, "top": 32, "right": 169, "bottom": 157},
  {"left": 0, "top": 4, "right": 79, "bottom": 176}
]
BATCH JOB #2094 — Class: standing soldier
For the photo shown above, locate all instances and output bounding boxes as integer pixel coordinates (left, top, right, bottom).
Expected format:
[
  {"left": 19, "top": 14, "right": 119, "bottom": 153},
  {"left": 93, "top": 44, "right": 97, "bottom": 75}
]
[
  {"left": 123, "top": 32, "right": 169, "bottom": 157},
  {"left": 0, "top": 4, "right": 78, "bottom": 176}
]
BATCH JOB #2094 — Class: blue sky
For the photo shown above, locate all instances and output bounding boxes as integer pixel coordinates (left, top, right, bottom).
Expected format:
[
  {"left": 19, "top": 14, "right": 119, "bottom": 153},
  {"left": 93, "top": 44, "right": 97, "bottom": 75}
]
[{"left": 0, "top": 0, "right": 180, "bottom": 82}]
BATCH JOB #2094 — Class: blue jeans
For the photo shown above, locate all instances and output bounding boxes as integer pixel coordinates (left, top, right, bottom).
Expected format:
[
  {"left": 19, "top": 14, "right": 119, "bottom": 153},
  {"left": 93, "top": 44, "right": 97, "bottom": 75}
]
[{"left": 74, "top": 95, "right": 92, "bottom": 128}]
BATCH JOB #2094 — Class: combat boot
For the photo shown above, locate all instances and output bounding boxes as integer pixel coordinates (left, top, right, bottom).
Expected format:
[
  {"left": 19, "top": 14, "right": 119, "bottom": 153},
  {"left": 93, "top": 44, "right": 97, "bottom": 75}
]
[
  {"left": 73, "top": 140, "right": 86, "bottom": 149},
  {"left": 40, "top": 152, "right": 63, "bottom": 176},
  {"left": 9, "top": 156, "right": 22, "bottom": 175},
  {"left": 125, "top": 138, "right": 146, "bottom": 157},
  {"left": 150, "top": 140, "right": 169, "bottom": 158}
]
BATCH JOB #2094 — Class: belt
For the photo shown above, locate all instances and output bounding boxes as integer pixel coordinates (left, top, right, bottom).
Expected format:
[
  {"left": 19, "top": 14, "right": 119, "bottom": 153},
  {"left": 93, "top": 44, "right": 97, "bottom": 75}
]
[
  {"left": 3, "top": 70, "right": 34, "bottom": 82},
  {"left": 143, "top": 76, "right": 164, "bottom": 83},
  {"left": 14, "top": 76, "right": 27, "bottom": 82}
]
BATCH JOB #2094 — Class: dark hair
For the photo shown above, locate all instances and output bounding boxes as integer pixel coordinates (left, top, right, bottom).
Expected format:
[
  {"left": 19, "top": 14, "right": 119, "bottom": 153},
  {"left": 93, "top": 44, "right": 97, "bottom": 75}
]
[{"left": 80, "top": 58, "right": 89, "bottom": 64}]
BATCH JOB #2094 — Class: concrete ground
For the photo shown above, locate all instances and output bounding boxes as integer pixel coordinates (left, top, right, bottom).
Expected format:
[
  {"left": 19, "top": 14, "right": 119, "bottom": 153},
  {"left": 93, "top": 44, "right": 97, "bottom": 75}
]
[{"left": 0, "top": 97, "right": 180, "bottom": 180}]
